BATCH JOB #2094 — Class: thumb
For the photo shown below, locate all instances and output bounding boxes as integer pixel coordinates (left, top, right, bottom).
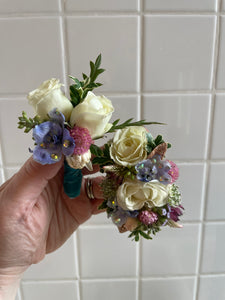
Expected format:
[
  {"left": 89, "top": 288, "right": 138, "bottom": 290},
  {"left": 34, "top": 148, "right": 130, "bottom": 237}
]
[{"left": 9, "top": 156, "right": 63, "bottom": 204}]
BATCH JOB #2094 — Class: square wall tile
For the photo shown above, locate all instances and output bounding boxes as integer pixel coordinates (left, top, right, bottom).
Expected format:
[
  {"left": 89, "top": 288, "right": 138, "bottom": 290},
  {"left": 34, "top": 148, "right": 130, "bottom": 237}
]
[
  {"left": 23, "top": 236, "right": 76, "bottom": 280},
  {"left": 201, "top": 223, "right": 225, "bottom": 273},
  {"left": 177, "top": 163, "right": 205, "bottom": 221},
  {"left": 0, "top": 100, "right": 33, "bottom": 165},
  {"left": 216, "top": 17, "right": 225, "bottom": 88},
  {"left": 0, "top": 0, "right": 59, "bottom": 13},
  {"left": 198, "top": 275, "right": 225, "bottom": 300},
  {"left": 143, "top": 16, "right": 216, "bottom": 91},
  {"left": 109, "top": 95, "right": 139, "bottom": 122},
  {"left": 66, "top": 16, "right": 138, "bottom": 93},
  {"left": 142, "top": 94, "right": 210, "bottom": 160},
  {"left": 206, "top": 163, "right": 225, "bottom": 220},
  {"left": 222, "top": 0, "right": 225, "bottom": 11},
  {"left": 22, "top": 281, "right": 78, "bottom": 300},
  {"left": 141, "top": 224, "right": 200, "bottom": 276},
  {"left": 78, "top": 226, "right": 137, "bottom": 278},
  {"left": 211, "top": 95, "right": 225, "bottom": 159},
  {"left": 141, "top": 277, "right": 195, "bottom": 300},
  {"left": 144, "top": 0, "right": 216, "bottom": 11},
  {"left": 65, "top": 0, "right": 138, "bottom": 11},
  {"left": 81, "top": 280, "right": 136, "bottom": 300},
  {"left": 0, "top": 18, "right": 63, "bottom": 94}
]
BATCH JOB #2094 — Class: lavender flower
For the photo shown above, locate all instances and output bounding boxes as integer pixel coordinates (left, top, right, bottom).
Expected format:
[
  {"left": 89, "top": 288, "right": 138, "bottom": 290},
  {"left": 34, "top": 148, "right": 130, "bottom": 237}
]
[
  {"left": 135, "top": 154, "right": 172, "bottom": 184},
  {"left": 32, "top": 108, "right": 75, "bottom": 164}
]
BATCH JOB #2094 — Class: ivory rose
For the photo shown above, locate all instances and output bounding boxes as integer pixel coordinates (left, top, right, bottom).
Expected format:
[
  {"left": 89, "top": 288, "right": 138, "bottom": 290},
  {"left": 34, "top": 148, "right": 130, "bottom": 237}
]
[
  {"left": 28, "top": 78, "right": 73, "bottom": 121},
  {"left": 110, "top": 126, "right": 147, "bottom": 167},
  {"left": 117, "top": 179, "right": 169, "bottom": 211},
  {"left": 70, "top": 91, "right": 114, "bottom": 139}
]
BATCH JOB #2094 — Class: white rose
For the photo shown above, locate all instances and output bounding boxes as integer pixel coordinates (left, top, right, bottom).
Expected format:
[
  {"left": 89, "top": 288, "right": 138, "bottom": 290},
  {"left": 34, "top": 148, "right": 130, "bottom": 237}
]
[
  {"left": 70, "top": 91, "right": 114, "bottom": 139},
  {"left": 117, "top": 179, "right": 168, "bottom": 211},
  {"left": 110, "top": 126, "right": 147, "bottom": 167},
  {"left": 27, "top": 78, "right": 73, "bottom": 121}
]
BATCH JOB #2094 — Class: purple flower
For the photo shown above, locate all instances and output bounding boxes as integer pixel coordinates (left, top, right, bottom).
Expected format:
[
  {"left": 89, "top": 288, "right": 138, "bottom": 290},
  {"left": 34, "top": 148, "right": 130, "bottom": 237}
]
[
  {"left": 168, "top": 205, "right": 184, "bottom": 222},
  {"left": 135, "top": 155, "right": 172, "bottom": 184},
  {"left": 32, "top": 108, "right": 75, "bottom": 164},
  {"left": 110, "top": 206, "right": 139, "bottom": 227}
]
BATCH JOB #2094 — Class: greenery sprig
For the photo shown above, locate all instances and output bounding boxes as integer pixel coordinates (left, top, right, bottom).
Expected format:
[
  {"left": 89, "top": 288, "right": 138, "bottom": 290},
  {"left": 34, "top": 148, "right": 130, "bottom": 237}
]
[
  {"left": 18, "top": 111, "right": 41, "bottom": 133},
  {"left": 128, "top": 223, "right": 161, "bottom": 242},
  {"left": 90, "top": 144, "right": 114, "bottom": 171},
  {"left": 146, "top": 133, "right": 172, "bottom": 154},
  {"left": 69, "top": 54, "right": 105, "bottom": 107},
  {"left": 107, "top": 118, "right": 165, "bottom": 134}
]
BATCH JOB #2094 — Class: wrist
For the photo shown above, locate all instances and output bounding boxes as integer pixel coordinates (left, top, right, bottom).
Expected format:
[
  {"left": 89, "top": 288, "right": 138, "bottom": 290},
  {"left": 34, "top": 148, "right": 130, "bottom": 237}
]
[{"left": 0, "top": 268, "right": 24, "bottom": 300}]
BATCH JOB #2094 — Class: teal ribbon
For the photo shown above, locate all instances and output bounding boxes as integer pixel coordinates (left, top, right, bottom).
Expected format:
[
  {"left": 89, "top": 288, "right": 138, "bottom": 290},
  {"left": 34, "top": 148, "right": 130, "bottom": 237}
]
[{"left": 63, "top": 160, "right": 83, "bottom": 198}]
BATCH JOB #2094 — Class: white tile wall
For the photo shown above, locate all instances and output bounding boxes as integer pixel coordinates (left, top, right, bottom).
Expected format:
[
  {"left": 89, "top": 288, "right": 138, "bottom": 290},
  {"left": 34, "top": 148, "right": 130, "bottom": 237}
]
[
  {"left": 206, "top": 163, "right": 225, "bottom": 220},
  {"left": 21, "top": 281, "right": 79, "bottom": 300},
  {"left": 66, "top": 16, "right": 138, "bottom": 93},
  {"left": 81, "top": 280, "right": 136, "bottom": 300},
  {"left": 141, "top": 277, "right": 195, "bottom": 300},
  {"left": 144, "top": 0, "right": 216, "bottom": 11},
  {"left": 201, "top": 223, "right": 225, "bottom": 273},
  {"left": 65, "top": 0, "right": 138, "bottom": 12},
  {"left": 0, "top": 0, "right": 60, "bottom": 13},
  {"left": 0, "top": 2, "right": 225, "bottom": 300},
  {"left": 0, "top": 18, "right": 63, "bottom": 94},
  {"left": 143, "top": 16, "right": 216, "bottom": 91},
  {"left": 177, "top": 163, "right": 205, "bottom": 221},
  {"left": 211, "top": 95, "right": 225, "bottom": 158},
  {"left": 142, "top": 94, "right": 211, "bottom": 160},
  {"left": 216, "top": 17, "right": 225, "bottom": 88},
  {"left": 78, "top": 226, "right": 137, "bottom": 278},
  {"left": 198, "top": 275, "right": 225, "bottom": 300},
  {"left": 222, "top": 0, "right": 225, "bottom": 12},
  {"left": 141, "top": 224, "right": 200, "bottom": 276}
]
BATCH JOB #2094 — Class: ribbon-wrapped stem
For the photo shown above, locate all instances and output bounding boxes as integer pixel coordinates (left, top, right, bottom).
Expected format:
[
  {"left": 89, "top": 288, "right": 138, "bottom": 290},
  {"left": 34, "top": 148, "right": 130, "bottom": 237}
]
[{"left": 63, "top": 160, "right": 83, "bottom": 198}]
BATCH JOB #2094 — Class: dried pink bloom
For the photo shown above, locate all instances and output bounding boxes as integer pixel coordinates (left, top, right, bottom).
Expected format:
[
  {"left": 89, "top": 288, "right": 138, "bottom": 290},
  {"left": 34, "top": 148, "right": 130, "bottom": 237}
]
[
  {"left": 69, "top": 126, "right": 93, "bottom": 155},
  {"left": 138, "top": 210, "right": 158, "bottom": 225}
]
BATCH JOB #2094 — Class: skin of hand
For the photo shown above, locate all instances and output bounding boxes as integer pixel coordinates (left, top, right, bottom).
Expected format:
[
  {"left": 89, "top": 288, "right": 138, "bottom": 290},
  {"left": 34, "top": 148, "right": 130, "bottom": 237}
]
[{"left": 0, "top": 157, "right": 104, "bottom": 299}]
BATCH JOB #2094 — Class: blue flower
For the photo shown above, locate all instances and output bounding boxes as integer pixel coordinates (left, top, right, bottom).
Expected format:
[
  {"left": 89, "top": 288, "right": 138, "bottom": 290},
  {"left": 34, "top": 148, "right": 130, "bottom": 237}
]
[
  {"left": 32, "top": 108, "right": 75, "bottom": 164},
  {"left": 135, "top": 154, "right": 172, "bottom": 184}
]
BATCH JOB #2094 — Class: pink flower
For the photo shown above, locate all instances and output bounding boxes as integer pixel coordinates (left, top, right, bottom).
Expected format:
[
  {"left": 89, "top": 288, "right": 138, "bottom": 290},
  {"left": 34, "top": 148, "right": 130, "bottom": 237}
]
[
  {"left": 167, "top": 160, "right": 179, "bottom": 183},
  {"left": 138, "top": 210, "right": 158, "bottom": 225},
  {"left": 69, "top": 126, "right": 93, "bottom": 155}
]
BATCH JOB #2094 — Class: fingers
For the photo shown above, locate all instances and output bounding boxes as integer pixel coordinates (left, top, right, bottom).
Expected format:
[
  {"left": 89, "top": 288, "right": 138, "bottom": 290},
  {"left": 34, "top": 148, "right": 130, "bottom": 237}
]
[
  {"left": 63, "top": 176, "right": 105, "bottom": 226},
  {"left": 8, "top": 156, "right": 63, "bottom": 204}
]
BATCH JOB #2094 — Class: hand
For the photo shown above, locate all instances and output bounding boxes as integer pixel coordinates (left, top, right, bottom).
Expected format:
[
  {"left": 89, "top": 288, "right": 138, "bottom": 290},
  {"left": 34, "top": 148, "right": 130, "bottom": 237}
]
[{"left": 0, "top": 157, "right": 104, "bottom": 299}]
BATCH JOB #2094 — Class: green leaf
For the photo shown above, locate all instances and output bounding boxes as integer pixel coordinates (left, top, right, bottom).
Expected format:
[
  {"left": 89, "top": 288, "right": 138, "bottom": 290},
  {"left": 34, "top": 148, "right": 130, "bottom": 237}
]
[
  {"left": 139, "top": 231, "right": 152, "bottom": 240},
  {"left": 107, "top": 119, "right": 165, "bottom": 133},
  {"left": 90, "top": 144, "right": 103, "bottom": 156},
  {"left": 95, "top": 53, "right": 102, "bottom": 69},
  {"left": 17, "top": 111, "right": 41, "bottom": 133},
  {"left": 98, "top": 200, "right": 108, "bottom": 210}
]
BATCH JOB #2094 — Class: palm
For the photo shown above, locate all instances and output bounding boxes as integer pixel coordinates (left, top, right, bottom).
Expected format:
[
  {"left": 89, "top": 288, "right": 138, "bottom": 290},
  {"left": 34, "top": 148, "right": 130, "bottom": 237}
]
[{"left": 0, "top": 158, "right": 103, "bottom": 271}]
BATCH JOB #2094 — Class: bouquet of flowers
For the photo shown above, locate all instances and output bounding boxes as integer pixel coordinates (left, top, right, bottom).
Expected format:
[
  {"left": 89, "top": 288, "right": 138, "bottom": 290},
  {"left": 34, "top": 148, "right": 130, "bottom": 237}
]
[{"left": 18, "top": 55, "right": 184, "bottom": 241}]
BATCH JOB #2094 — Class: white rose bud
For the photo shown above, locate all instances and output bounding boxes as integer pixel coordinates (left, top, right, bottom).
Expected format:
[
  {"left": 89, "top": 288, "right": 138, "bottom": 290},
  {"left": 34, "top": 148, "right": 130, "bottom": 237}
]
[
  {"left": 117, "top": 179, "right": 168, "bottom": 211},
  {"left": 70, "top": 91, "right": 114, "bottom": 139},
  {"left": 110, "top": 126, "right": 147, "bottom": 167},
  {"left": 27, "top": 78, "right": 73, "bottom": 121}
]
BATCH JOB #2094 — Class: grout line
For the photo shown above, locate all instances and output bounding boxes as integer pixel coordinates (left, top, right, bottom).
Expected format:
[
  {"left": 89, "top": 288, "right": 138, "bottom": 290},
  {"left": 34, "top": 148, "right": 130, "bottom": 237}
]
[
  {"left": 1, "top": 11, "right": 225, "bottom": 18},
  {"left": 20, "top": 271, "right": 225, "bottom": 283},
  {"left": 194, "top": 3, "right": 222, "bottom": 299},
  {"left": 73, "top": 233, "right": 81, "bottom": 300},
  {"left": 2, "top": 89, "right": 225, "bottom": 99},
  {"left": 59, "top": 0, "right": 69, "bottom": 95},
  {"left": 137, "top": 2, "right": 143, "bottom": 299}
]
